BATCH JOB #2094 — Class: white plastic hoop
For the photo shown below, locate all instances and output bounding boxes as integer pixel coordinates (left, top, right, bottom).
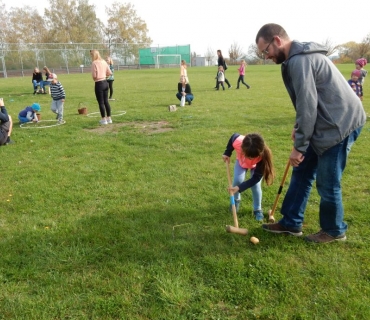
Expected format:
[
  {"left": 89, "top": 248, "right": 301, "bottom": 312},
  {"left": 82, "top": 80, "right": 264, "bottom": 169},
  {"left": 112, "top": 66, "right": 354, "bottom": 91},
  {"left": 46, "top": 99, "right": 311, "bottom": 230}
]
[
  {"left": 87, "top": 111, "right": 126, "bottom": 118},
  {"left": 20, "top": 119, "right": 66, "bottom": 129}
]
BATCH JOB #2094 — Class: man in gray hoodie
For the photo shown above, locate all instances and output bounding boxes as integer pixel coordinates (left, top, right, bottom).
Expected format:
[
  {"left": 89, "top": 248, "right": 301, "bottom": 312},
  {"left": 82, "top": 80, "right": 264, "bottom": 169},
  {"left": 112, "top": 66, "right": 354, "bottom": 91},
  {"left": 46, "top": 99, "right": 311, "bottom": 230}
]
[{"left": 255, "top": 23, "right": 366, "bottom": 243}]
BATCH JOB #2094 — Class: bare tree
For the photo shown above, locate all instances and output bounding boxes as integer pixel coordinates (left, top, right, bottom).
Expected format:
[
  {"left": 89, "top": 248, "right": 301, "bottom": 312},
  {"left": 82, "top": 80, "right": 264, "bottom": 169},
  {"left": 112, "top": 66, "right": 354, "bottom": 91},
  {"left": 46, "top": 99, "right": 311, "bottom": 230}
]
[
  {"left": 191, "top": 52, "right": 196, "bottom": 66},
  {"left": 228, "top": 42, "right": 244, "bottom": 64},
  {"left": 103, "top": 2, "right": 151, "bottom": 62},
  {"left": 44, "top": 0, "right": 101, "bottom": 43},
  {"left": 247, "top": 43, "right": 264, "bottom": 64},
  {"left": 204, "top": 47, "right": 215, "bottom": 66},
  {"left": 7, "top": 6, "right": 46, "bottom": 44},
  {"left": 321, "top": 38, "right": 340, "bottom": 57}
]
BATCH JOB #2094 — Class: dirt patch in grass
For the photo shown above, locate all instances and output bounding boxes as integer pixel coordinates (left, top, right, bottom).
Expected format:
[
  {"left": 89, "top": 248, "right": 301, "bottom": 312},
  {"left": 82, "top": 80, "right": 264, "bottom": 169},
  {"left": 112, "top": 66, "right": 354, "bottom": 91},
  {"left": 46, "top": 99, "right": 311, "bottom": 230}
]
[{"left": 86, "top": 121, "right": 173, "bottom": 134}]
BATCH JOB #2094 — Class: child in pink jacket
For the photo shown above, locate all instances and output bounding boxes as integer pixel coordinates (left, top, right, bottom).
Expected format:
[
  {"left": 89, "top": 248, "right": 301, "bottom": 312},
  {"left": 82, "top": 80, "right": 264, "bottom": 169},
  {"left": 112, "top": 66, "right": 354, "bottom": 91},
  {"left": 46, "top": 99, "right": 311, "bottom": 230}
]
[{"left": 236, "top": 60, "right": 250, "bottom": 89}]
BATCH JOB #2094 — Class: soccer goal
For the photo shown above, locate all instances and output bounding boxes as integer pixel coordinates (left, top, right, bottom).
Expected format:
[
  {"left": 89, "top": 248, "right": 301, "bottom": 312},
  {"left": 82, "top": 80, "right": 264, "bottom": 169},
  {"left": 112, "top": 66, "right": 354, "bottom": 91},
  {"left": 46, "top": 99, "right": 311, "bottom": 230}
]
[{"left": 155, "top": 54, "right": 181, "bottom": 68}]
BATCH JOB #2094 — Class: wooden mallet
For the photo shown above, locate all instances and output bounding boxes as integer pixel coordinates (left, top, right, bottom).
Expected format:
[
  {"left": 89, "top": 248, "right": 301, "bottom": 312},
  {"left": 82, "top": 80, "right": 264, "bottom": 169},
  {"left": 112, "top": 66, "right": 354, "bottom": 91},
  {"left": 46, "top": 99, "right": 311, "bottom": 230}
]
[
  {"left": 225, "top": 162, "right": 248, "bottom": 236},
  {"left": 268, "top": 159, "right": 291, "bottom": 223}
]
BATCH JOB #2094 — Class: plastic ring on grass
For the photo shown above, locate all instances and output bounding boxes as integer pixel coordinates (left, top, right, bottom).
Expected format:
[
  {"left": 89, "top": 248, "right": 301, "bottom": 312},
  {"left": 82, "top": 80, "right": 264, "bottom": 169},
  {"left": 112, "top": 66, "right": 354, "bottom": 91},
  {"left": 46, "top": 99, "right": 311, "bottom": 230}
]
[
  {"left": 20, "top": 120, "right": 66, "bottom": 129},
  {"left": 87, "top": 111, "right": 126, "bottom": 118}
]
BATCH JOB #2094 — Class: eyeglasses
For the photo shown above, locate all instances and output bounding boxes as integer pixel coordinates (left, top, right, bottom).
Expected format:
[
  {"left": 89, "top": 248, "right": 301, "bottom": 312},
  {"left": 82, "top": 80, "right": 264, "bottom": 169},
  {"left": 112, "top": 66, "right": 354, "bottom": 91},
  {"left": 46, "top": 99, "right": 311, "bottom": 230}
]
[{"left": 262, "top": 38, "right": 275, "bottom": 56}]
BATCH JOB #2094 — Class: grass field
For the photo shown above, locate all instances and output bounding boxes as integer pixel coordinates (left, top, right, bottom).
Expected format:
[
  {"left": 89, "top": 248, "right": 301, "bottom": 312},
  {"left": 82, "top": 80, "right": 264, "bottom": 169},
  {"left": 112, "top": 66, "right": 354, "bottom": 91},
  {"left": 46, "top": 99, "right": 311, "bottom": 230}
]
[{"left": 0, "top": 64, "right": 369, "bottom": 319}]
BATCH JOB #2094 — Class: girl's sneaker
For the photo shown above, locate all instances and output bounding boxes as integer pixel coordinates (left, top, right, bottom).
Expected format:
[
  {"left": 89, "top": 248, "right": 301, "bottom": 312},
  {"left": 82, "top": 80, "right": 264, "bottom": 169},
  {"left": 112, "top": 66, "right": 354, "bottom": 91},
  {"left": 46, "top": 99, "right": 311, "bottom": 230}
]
[
  {"left": 99, "top": 119, "right": 108, "bottom": 125},
  {"left": 254, "top": 210, "right": 264, "bottom": 221},
  {"left": 107, "top": 117, "right": 113, "bottom": 124}
]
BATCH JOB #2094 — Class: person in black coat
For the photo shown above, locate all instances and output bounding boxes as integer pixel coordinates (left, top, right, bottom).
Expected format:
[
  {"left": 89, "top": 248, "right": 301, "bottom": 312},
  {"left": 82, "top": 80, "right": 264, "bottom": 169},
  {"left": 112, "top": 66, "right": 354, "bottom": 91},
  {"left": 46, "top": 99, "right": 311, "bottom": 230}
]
[
  {"left": 215, "top": 50, "right": 232, "bottom": 89},
  {"left": 176, "top": 76, "right": 194, "bottom": 105},
  {"left": 32, "top": 67, "right": 45, "bottom": 94}
]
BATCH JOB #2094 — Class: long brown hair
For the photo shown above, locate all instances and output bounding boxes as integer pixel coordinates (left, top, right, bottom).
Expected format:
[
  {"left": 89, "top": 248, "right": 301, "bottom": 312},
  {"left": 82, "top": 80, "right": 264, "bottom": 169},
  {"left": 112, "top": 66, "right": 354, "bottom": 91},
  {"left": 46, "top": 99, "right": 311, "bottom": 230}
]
[
  {"left": 241, "top": 133, "right": 275, "bottom": 185},
  {"left": 43, "top": 66, "right": 51, "bottom": 74}
]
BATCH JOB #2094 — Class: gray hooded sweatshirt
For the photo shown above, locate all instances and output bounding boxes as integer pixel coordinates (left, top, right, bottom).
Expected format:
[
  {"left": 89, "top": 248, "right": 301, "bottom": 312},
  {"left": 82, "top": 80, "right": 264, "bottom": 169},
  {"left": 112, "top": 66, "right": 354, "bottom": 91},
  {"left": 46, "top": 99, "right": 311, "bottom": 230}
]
[{"left": 281, "top": 41, "right": 366, "bottom": 155}]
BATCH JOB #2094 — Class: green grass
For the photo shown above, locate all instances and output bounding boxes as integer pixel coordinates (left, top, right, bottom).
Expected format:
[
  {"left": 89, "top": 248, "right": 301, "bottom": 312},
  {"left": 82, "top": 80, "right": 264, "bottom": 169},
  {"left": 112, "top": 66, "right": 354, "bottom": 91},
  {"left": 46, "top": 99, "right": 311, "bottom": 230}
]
[{"left": 0, "top": 64, "right": 369, "bottom": 319}]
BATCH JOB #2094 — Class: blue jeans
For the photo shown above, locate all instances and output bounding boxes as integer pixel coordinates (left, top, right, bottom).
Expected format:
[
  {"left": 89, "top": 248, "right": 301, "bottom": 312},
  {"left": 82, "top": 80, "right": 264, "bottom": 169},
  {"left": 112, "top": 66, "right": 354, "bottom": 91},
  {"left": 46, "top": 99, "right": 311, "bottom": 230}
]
[
  {"left": 233, "top": 161, "right": 262, "bottom": 211},
  {"left": 176, "top": 93, "right": 193, "bottom": 103},
  {"left": 51, "top": 99, "right": 64, "bottom": 121},
  {"left": 280, "top": 127, "right": 362, "bottom": 236},
  {"left": 33, "top": 80, "right": 44, "bottom": 90}
]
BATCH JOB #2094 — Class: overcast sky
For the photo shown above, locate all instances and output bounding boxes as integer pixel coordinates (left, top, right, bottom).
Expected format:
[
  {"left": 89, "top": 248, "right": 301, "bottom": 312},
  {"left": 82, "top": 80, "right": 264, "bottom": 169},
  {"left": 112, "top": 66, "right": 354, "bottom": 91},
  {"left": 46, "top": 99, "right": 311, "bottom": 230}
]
[{"left": 10, "top": 0, "right": 370, "bottom": 57}]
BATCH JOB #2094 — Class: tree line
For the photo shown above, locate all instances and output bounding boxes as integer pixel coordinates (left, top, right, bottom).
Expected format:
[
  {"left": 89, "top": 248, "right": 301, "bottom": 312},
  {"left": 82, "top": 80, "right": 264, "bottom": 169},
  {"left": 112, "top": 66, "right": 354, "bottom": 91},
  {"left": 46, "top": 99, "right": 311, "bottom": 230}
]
[{"left": 0, "top": 0, "right": 152, "bottom": 70}]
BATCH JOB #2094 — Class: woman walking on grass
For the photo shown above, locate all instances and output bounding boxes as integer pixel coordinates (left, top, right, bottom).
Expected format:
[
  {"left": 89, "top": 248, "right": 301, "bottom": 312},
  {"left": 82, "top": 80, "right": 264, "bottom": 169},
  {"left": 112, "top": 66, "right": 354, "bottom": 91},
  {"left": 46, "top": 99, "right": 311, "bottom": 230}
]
[
  {"left": 90, "top": 50, "right": 112, "bottom": 125},
  {"left": 215, "top": 50, "right": 231, "bottom": 89}
]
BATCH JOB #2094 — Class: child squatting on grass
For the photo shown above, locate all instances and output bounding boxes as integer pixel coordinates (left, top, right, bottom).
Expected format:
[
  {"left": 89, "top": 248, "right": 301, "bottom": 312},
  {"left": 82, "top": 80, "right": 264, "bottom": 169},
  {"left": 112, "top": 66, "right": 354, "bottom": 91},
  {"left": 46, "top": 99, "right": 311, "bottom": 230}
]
[
  {"left": 222, "top": 133, "right": 275, "bottom": 221},
  {"left": 18, "top": 103, "right": 41, "bottom": 123}
]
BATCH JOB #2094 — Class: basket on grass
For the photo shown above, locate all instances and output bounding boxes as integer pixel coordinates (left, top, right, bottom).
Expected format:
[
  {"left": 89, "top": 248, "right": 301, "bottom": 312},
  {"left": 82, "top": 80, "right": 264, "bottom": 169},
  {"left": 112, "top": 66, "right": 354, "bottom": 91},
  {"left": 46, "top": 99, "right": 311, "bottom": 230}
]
[{"left": 78, "top": 102, "right": 88, "bottom": 115}]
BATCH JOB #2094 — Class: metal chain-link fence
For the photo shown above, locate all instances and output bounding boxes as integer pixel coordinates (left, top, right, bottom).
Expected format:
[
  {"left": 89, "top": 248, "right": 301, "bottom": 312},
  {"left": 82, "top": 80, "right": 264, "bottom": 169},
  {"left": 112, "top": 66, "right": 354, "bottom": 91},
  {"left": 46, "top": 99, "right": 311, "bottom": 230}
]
[{"left": 0, "top": 42, "right": 153, "bottom": 78}]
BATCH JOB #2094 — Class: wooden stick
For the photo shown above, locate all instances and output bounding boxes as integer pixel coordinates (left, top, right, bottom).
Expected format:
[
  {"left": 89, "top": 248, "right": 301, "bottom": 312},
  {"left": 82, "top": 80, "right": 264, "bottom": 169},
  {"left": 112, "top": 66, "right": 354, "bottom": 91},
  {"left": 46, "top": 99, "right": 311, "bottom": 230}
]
[
  {"left": 226, "top": 161, "right": 239, "bottom": 228},
  {"left": 225, "top": 162, "right": 248, "bottom": 236},
  {"left": 268, "top": 159, "right": 291, "bottom": 223}
]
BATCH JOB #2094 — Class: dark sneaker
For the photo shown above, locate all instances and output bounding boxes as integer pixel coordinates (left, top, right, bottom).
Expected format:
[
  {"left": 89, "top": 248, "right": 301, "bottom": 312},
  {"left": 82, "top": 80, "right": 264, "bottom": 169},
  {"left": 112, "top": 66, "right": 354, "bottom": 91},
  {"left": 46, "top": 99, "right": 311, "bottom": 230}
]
[
  {"left": 5, "top": 138, "right": 14, "bottom": 145},
  {"left": 262, "top": 222, "right": 302, "bottom": 236},
  {"left": 305, "top": 230, "right": 346, "bottom": 243},
  {"left": 254, "top": 210, "right": 264, "bottom": 222}
]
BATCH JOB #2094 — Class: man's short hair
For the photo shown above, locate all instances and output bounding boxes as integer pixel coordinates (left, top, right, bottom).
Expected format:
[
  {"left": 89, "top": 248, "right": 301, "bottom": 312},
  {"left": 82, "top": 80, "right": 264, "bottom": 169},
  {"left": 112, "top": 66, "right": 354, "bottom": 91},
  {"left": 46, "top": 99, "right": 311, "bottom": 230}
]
[{"left": 255, "top": 23, "right": 289, "bottom": 44}]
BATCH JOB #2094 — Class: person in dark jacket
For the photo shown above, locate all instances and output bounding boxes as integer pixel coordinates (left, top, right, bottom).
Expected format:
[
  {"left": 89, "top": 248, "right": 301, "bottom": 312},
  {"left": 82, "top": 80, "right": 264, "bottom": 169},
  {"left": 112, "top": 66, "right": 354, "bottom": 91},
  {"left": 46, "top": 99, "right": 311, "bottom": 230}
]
[
  {"left": 32, "top": 67, "right": 45, "bottom": 94},
  {"left": 215, "top": 50, "right": 231, "bottom": 89},
  {"left": 176, "top": 76, "right": 194, "bottom": 105},
  {"left": 255, "top": 23, "right": 366, "bottom": 243},
  {"left": 0, "top": 98, "right": 13, "bottom": 145}
]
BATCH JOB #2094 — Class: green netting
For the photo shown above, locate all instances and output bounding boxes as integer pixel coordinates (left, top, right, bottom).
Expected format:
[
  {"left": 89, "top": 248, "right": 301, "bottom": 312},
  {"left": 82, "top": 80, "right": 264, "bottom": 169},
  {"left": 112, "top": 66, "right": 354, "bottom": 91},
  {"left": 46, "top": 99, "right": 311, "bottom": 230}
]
[{"left": 139, "top": 45, "right": 190, "bottom": 65}]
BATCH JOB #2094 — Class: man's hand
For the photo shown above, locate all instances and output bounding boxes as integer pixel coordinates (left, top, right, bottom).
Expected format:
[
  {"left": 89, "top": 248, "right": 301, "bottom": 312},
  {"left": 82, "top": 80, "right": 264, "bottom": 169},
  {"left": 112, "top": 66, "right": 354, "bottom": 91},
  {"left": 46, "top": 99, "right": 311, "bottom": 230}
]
[
  {"left": 289, "top": 149, "right": 304, "bottom": 167},
  {"left": 0, "top": 98, "right": 4, "bottom": 107}
]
